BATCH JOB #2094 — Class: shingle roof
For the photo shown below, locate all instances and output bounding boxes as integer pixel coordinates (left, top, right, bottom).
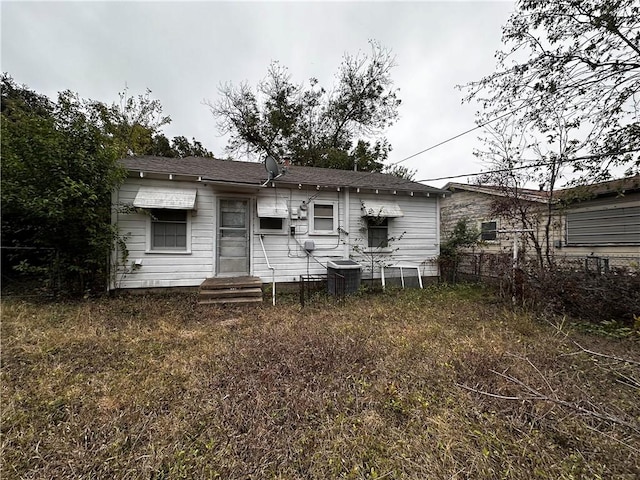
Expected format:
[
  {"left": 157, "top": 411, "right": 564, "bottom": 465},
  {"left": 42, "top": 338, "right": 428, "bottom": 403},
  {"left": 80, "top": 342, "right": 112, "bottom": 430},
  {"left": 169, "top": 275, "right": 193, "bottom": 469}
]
[
  {"left": 444, "top": 182, "right": 551, "bottom": 203},
  {"left": 560, "top": 174, "right": 640, "bottom": 199},
  {"left": 121, "top": 156, "right": 447, "bottom": 195},
  {"left": 445, "top": 175, "right": 640, "bottom": 203}
]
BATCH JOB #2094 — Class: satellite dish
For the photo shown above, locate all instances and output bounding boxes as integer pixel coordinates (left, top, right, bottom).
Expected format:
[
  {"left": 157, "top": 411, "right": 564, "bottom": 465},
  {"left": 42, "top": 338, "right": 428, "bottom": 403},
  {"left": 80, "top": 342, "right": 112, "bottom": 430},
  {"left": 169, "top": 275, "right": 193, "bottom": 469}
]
[{"left": 264, "top": 156, "right": 280, "bottom": 180}]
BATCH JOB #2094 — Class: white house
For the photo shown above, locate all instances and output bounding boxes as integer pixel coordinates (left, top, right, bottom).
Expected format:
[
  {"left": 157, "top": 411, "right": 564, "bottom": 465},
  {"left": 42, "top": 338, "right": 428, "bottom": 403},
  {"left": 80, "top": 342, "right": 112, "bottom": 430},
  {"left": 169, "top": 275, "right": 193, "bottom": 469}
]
[{"left": 111, "top": 156, "right": 447, "bottom": 301}]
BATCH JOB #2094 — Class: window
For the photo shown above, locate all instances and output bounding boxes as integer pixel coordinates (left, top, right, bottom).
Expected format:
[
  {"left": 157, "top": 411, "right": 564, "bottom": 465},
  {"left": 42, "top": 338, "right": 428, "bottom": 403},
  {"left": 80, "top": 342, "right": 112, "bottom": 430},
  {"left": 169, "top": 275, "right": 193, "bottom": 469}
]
[
  {"left": 256, "top": 197, "right": 288, "bottom": 233},
  {"left": 566, "top": 206, "right": 640, "bottom": 245},
  {"left": 259, "top": 217, "right": 283, "bottom": 231},
  {"left": 150, "top": 209, "right": 188, "bottom": 251},
  {"left": 310, "top": 202, "right": 337, "bottom": 233},
  {"left": 481, "top": 221, "right": 497, "bottom": 241},
  {"left": 367, "top": 217, "right": 389, "bottom": 248}
]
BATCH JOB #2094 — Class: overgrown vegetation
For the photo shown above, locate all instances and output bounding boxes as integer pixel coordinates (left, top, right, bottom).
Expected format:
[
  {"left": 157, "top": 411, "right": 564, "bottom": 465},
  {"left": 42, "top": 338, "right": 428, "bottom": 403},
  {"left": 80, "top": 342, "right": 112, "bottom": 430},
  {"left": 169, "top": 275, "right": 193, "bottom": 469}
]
[
  {"left": 2, "top": 286, "right": 638, "bottom": 479},
  {"left": 443, "top": 250, "right": 640, "bottom": 326},
  {"left": 525, "top": 262, "right": 640, "bottom": 325},
  {"left": 438, "top": 219, "right": 481, "bottom": 283},
  {"left": 0, "top": 75, "right": 213, "bottom": 296},
  {"left": 1, "top": 76, "right": 127, "bottom": 295}
]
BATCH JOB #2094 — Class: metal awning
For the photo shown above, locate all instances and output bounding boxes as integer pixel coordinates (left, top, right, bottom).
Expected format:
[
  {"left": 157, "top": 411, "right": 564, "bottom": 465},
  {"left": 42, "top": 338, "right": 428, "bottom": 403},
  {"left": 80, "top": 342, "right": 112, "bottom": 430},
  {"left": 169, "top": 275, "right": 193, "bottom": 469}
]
[
  {"left": 360, "top": 201, "right": 404, "bottom": 218},
  {"left": 257, "top": 197, "right": 289, "bottom": 218},
  {"left": 133, "top": 186, "right": 197, "bottom": 210}
]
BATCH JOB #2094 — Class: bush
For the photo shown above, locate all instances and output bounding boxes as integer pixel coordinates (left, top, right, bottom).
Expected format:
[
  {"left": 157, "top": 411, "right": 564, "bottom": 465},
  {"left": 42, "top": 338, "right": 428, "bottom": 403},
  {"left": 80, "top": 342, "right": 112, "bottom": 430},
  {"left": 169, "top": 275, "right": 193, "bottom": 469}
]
[{"left": 525, "top": 267, "right": 640, "bottom": 325}]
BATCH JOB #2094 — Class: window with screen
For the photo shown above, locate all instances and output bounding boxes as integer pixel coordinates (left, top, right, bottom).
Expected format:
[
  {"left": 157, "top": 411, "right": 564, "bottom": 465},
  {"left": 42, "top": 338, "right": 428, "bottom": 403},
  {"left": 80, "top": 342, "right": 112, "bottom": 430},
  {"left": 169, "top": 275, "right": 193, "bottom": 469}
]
[
  {"left": 311, "top": 203, "right": 336, "bottom": 233},
  {"left": 150, "top": 209, "right": 188, "bottom": 250},
  {"left": 481, "top": 221, "right": 497, "bottom": 241},
  {"left": 367, "top": 217, "right": 389, "bottom": 248},
  {"left": 259, "top": 217, "right": 284, "bottom": 231}
]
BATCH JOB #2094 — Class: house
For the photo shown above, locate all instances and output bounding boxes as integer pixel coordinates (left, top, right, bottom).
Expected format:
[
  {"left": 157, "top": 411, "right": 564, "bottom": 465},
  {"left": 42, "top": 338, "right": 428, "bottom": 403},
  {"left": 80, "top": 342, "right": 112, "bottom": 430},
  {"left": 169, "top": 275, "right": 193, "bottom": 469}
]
[
  {"left": 440, "top": 175, "right": 640, "bottom": 270},
  {"left": 111, "top": 156, "right": 448, "bottom": 300}
]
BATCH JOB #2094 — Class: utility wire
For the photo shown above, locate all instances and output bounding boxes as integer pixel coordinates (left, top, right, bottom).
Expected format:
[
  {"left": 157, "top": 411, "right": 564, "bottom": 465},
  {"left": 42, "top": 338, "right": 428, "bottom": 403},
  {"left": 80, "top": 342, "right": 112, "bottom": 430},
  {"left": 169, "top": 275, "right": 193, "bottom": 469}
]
[
  {"left": 416, "top": 160, "right": 561, "bottom": 183},
  {"left": 335, "top": 101, "right": 533, "bottom": 191},
  {"left": 389, "top": 106, "right": 521, "bottom": 167},
  {"left": 415, "top": 149, "right": 640, "bottom": 183}
]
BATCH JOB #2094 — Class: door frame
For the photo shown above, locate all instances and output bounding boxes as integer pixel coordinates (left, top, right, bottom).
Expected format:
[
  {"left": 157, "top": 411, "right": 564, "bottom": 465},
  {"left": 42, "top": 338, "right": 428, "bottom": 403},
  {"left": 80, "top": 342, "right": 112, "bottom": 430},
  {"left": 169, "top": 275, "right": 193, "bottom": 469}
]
[{"left": 216, "top": 197, "right": 252, "bottom": 277}]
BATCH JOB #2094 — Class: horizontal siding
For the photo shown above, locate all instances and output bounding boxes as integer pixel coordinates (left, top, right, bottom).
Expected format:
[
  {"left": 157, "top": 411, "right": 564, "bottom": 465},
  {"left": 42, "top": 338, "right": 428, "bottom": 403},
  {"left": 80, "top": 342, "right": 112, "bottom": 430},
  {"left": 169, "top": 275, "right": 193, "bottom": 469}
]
[
  {"left": 440, "top": 189, "right": 640, "bottom": 259},
  {"left": 252, "top": 189, "right": 345, "bottom": 283},
  {"left": 347, "top": 193, "right": 439, "bottom": 279},
  {"left": 558, "top": 195, "right": 640, "bottom": 257},
  {"left": 113, "top": 178, "right": 215, "bottom": 289},
  {"left": 251, "top": 190, "right": 440, "bottom": 282},
  {"left": 113, "top": 181, "right": 442, "bottom": 289}
]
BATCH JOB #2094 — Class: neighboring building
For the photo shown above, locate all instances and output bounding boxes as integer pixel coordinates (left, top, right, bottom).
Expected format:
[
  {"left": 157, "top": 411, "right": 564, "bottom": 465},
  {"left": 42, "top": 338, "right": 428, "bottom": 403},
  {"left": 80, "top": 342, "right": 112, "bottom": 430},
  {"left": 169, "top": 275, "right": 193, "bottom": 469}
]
[
  {"left": 110, "top": 156, "right": 448, "bottom": 293},
  {"left": 440, "top": 175, "right": 640, "bottom": 266}
]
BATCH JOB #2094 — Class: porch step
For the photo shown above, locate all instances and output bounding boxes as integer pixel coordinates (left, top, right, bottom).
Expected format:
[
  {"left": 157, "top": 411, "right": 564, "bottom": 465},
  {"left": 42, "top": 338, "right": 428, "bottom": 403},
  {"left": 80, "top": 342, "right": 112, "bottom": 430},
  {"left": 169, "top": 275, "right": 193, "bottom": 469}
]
[
  {"left": 198, "top": 276, "right": 263, "bottom": 305},
  {"left": 199, "top": 287, "right": 263, "bottom": 299},
  {"left": 198, "top": 296, "right": 263, "bottom": 305}
]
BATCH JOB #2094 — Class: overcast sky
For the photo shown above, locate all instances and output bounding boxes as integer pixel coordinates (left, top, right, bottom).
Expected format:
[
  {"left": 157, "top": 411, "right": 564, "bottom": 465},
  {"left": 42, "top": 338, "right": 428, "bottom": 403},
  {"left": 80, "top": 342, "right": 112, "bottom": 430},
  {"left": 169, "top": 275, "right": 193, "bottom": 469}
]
[{"left": 2, "top": 1, "right": 515, "bottom": 187}]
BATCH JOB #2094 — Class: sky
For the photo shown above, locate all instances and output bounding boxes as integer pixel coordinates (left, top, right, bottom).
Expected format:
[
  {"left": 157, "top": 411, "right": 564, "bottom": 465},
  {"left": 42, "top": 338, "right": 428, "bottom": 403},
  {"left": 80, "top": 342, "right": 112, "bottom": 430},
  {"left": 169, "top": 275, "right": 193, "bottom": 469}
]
[{"left": 1, "top": 1, "right": 516, "bottom": 188}]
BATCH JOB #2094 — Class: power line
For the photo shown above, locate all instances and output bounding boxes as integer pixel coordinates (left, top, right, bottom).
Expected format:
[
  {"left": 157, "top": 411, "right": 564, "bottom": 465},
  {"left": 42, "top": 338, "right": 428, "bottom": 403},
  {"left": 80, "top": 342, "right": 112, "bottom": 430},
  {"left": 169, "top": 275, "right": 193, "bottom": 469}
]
[
  {"left": 337, "top": 102, "right": 532, "bottom": 191},
  {"left": 415, "top": 149, "right": 640, "bottom": 183},
  {"left": 389, "top": 106, "right": 522, "bottom": 167},
  {"left": 415, "top": 160, "right": 555, "bottom": 183}
]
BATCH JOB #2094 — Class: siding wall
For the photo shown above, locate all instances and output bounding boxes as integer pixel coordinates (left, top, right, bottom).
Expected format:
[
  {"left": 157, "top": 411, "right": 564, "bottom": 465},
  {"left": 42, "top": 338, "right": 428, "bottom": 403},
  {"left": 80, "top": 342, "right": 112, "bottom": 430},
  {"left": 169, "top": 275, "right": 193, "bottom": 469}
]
[
  {"left": 251, "top": 187, "right": 440, "bottom": 282},
  {"left": 113, "top": 178, "right": 216, "bottom": 289},
  {"left": 440, "top": 190, "right": 546, "bottom": 254},
  {"left": 440, "top": 190, "right": 640, "bottom": 259},
  {"left": 347, "top": 193, "right": 440, "bottom": 278},
  {"left": 112, "top": 178, "right": 441, "bottom": 289},
  {"left": 251, "top": 187, "right": 345, "bottom": 283}
]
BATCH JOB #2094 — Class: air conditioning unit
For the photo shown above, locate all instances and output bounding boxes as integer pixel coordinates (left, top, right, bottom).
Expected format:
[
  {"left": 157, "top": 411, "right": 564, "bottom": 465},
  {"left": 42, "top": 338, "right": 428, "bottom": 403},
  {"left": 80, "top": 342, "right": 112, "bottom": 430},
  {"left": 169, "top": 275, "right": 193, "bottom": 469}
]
[{"left": 327, "top": 260, "right": 361, "bottom": 295}]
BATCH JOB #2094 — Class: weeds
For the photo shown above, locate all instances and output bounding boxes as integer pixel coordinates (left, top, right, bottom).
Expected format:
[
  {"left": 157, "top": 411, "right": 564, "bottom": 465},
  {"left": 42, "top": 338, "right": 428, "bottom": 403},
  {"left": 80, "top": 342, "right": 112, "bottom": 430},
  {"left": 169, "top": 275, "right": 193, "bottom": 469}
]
[{"left": 2, "top": 285, "right": 638, "bottom": 479}]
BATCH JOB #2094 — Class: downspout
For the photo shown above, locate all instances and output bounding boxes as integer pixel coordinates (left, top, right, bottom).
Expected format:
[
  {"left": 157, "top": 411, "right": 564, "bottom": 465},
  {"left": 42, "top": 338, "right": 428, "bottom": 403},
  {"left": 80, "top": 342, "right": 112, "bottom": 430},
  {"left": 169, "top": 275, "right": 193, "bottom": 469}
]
[
  {"left": 436, "top": 193, "right": 442, "bottom": 278},
  {"left": 344, "top": 187, "right": 350, "bottom": 259},
  {"left": 259, "top": 234, "right": 276, "bottom": 306},
  {"left": 109, "top": 188, "right": 119, "bottom": 292}
]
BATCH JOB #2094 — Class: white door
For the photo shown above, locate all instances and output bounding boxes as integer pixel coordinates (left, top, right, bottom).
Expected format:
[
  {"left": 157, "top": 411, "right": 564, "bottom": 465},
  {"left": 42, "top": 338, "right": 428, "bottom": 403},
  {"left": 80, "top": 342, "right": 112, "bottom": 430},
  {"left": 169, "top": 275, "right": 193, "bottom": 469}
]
[{"left": 217, "top": 199, "right": 250, "bottom": 276}]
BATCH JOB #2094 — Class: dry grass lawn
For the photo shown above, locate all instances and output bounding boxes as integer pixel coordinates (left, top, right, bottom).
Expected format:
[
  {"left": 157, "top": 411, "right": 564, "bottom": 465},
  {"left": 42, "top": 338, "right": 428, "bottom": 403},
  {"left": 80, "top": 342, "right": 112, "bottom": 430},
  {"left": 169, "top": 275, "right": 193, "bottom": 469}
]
[{"left": 1, "top": 285, "right": 638, "bottom": 479}]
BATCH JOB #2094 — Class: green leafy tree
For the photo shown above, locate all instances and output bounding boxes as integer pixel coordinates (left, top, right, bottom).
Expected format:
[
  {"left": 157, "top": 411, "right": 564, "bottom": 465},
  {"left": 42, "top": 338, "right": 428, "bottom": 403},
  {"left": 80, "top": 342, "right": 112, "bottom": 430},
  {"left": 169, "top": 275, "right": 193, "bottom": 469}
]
[
  {"left": 89, "top": 86, "right": 171, "bottom": 157},
  {"left": 169, "top": 135, "right": 215, "bottom": 158},
  {"left": 383, "top": 163, "right": 416, "bottom": 181},
  {"left": 208, "top": 40, "right": 400, "bottom": 171},
  {"left": 1, "top": 75, "right": 126, "bottom": 294},
  {"left": 2, "top": 76, "right": 216, "bottom": 295},
  {"left": 463, "top": 0, "right": 640, "bottom": 183}
]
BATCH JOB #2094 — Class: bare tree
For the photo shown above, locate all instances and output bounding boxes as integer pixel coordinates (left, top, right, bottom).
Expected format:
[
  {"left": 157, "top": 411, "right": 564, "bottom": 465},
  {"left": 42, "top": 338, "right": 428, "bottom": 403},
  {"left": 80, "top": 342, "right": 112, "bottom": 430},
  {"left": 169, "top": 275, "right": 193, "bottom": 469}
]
[
  {"left": 474, "top": 110, "right": 577, "bottom": 268},
  {"left": 463, "top": 0, "right": 640, "bottom": 184}
]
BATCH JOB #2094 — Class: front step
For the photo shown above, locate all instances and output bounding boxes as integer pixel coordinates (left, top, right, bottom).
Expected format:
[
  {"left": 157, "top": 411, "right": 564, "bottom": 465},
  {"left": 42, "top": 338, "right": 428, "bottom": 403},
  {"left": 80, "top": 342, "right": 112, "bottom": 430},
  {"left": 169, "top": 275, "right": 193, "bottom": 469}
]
[{"left": 198, "top": 276, "right": 263, "bottom": 305}]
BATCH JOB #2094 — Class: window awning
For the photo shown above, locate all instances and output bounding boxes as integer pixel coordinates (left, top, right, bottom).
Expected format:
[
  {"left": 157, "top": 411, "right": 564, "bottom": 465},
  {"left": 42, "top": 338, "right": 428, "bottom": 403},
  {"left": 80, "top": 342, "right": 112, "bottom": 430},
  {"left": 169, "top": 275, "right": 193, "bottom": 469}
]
[
  {"left": 133, "top": 186, "right": 197, "bottom": 210},
  {"left": 361, "top": 201, "right": 404, "bottom": 218},
  {"left": 257, "top": 197, "right": 289, "bottom": 218}
]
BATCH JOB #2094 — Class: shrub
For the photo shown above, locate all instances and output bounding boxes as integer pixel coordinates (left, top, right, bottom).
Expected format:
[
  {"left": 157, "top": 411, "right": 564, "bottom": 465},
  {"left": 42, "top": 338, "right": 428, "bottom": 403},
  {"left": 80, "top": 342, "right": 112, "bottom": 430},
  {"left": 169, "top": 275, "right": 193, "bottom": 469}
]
[{"left": 526, "top": 266, "right": 640, "bottom": 325}]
